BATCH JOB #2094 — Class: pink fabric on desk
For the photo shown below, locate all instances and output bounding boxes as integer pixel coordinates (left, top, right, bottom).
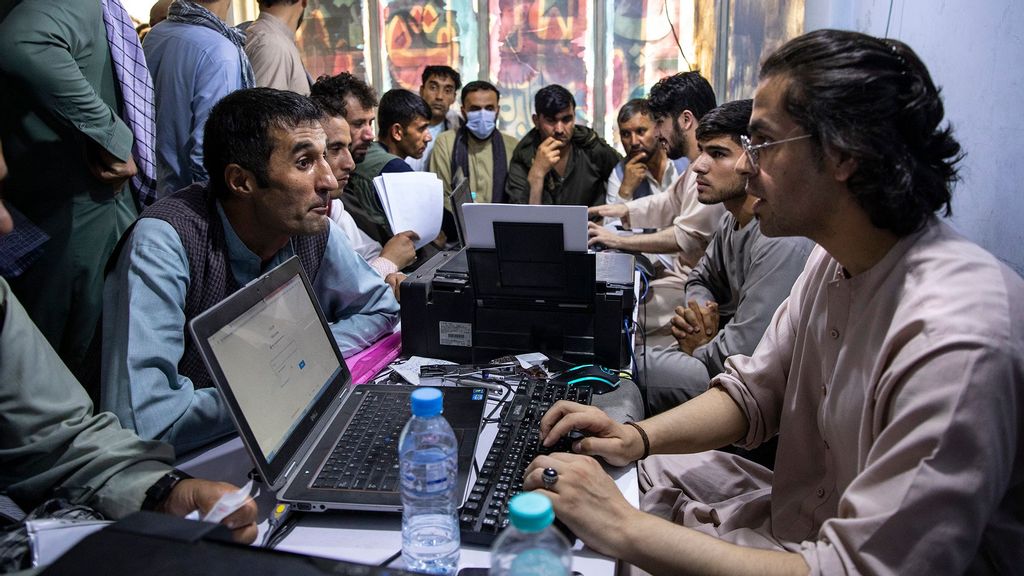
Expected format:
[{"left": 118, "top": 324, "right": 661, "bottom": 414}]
[{"left": 345, "top": 331, "right": 402, "bottom": 383}]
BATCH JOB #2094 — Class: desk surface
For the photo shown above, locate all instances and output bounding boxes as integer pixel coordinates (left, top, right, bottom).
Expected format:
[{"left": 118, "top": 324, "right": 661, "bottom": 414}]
[{"left": 179, "top": 379, "right": 643, "bottom": 574}]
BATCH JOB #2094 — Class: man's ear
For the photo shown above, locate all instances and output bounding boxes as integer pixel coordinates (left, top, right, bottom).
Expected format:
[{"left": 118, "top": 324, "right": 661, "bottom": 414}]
[
  {"left": 223, "top": 164, "right": 256, "bottom": 198},
  {"left": 827, "top": 149, "right": 859, "bottom": 183},
  {"left": 389, "top": 122, "right": 404, "bottom": 143},
  {"left": 531, "top": 113, "right": 539, "bottom": 128},
  {"left": 677, "top": 110, "right": 695, "bottom": 132}
]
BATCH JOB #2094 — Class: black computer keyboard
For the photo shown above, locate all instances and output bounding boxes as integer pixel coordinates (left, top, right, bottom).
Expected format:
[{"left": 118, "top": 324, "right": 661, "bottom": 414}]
[
  {"left": 459, "top": 378, "right": 593, "bottom": 545},
  {"left": 312, "top": 390, "right": 408, "bottom": 492}
]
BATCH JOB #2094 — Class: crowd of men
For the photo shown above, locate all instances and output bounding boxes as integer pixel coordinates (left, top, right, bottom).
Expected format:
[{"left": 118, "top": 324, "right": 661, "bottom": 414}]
[{"left": 0, "top": 0, "right": 1020, "bottom": 573}]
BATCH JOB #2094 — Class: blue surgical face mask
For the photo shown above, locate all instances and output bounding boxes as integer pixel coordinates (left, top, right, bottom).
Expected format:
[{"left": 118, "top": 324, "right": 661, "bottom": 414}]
[{"left": 465, "top": 109, "right": 497, "bottom": 140}]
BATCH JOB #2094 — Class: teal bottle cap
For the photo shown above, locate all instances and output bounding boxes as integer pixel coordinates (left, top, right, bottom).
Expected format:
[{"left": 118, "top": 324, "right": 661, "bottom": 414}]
[
  {"left": 410, "top": 387, "right": 443, "bottom": 417},
  {"left": 508, "top": 492, "right": 554, "bottom": 533}
]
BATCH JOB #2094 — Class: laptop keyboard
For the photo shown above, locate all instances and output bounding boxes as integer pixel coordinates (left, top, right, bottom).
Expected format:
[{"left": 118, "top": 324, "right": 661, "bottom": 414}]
[
  {"left": 311, "top": 390, "right": 409, "bottom": 492},
  {"left": 459, "top": 378, "right": 592, "bottom": 545}
]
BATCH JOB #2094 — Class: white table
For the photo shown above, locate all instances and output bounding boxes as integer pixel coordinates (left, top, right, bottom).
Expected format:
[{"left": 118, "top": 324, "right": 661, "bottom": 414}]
[{"left": 178, "top": 379, "right": 643, "bottom": 574}]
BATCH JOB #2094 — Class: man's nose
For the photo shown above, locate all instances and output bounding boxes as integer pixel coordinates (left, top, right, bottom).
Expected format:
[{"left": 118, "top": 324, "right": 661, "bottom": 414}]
[
  {"left": 316, "top": 156, "right": 338, "bottom": 191},
  {"left": 693, "top": 154, "right": 710, "bottom": 174},
  {"left": 735, "top": 150, "right": 756, "bottom": 176}
]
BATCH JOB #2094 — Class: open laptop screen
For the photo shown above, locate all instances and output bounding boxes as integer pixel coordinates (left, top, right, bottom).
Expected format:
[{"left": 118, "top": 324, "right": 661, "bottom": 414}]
[{"left": 207, "top": 272, "right": 342, "bottom": 461}]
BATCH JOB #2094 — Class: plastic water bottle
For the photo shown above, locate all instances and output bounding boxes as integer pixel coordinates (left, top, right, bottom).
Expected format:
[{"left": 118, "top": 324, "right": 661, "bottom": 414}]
[
  {"left": 490, "top": 493, "right": 572, "bottom": 576},
  {"left": 400, "top": 387, "right": 460, "bottom": 575}
]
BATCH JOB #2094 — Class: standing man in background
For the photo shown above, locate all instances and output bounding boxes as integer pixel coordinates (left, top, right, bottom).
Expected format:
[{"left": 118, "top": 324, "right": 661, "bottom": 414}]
[
  {"left": 430, "top": 80, "right": 519, "bottom": 203},
  {"left": 144, "top": 0, "right": 254, "bottom": 197},
  {"left": 245, "top": 0, "right": 311, "bottom": 95},
  {"left": 0, "top": 0, "right": 158, "bottom": 379},
  {"left": 407, "top": 65, "right": 462, "bottom": 171}
]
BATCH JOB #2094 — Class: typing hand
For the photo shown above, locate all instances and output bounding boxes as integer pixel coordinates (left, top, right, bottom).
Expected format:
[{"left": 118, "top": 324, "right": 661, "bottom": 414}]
[
  {"left": 539, "top": 401, "right": 644, "bottom": 467},
  {"left": 160, "top": 479, "right": 259, "bottom": 544},
  {"left": 523, "top": 452, "right": 639, "bottom": 558},
  {"left": 587, "top": 222, "right": 620, "bottom": 250},
  {"left": 587, "top": 203, "right": 629, "bottom": 222}
]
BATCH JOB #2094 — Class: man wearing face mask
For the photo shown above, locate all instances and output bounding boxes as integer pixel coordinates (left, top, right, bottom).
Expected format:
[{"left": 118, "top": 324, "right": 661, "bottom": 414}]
[{"left": 429, "top": 81, "right": 519, "bottom": 203}]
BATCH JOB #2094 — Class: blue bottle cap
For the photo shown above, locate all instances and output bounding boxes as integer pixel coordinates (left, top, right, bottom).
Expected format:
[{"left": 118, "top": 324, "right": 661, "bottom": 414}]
[
  {"left": 410, "top": 387, "right": 443, "bottom": 417},
  {"left": 508, "top": 492, "right": 554, "bottom": 533}
]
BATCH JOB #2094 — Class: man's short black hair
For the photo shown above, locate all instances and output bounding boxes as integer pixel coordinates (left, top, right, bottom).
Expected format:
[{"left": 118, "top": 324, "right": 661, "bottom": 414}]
[
  {"left": 461, "top": 80, "right": 501, "bottom": 105},
  {"left": 534, "top": 85, "right": 575, "bottom": 117},
  {"left": 761, "top": 29, "right": 962, "bottom": 236},
  {"left": 203, "top": 88, "right": 322, "bottom": 198},
  {"left": 257, "top": 0, "right": 301, "bottom": 7},
  {"left": 695, "top": 99, "right": 752, "bottom": 145},
  {"left": 421, "top": 65, "right": 462, "bottom": 90},
  {"left": 309, "top": 72, "right": 377, "bottom": 120},
  {"left": 616, "top": 98, "right": 650, "bottom": 126},
  {"left": 647, "top": 71, "right": 717, "bottom": 121},
  {"left": 377, "top": 89, "right": 431, "bottom": 140}
]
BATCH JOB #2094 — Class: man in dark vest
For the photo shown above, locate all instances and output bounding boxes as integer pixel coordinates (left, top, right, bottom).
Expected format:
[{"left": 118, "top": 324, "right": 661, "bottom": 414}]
[
  {"left": 100, "top": 88, "right": 400, "bottom": 454},
  {"left": 429, "top": 80, "right": 519, "bottom": 204}
]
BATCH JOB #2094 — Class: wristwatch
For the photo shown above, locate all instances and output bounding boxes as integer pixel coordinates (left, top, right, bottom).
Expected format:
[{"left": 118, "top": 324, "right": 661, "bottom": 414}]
[{"left": 141, "top": 468, "right": 192, "bottom": 511}]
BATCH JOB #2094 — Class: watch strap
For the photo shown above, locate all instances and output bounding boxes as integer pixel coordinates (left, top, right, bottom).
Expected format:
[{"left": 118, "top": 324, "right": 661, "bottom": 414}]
[{"left": 141, "top": 468, "right": 192, "bottom": 512}]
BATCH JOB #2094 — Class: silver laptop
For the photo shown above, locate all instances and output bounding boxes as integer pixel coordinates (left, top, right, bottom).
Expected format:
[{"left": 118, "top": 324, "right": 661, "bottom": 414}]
[{"left": 189, "top": 257, "right": 485, "bottom": 512}]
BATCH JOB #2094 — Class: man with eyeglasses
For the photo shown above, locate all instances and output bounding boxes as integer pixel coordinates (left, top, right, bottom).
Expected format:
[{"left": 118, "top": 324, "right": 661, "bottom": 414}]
[{"left": 522, "top": 30, "right": 1023, "bottom": 575}]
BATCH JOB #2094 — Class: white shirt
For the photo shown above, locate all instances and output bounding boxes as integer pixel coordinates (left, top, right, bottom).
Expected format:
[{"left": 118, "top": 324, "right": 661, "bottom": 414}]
[{"left": 328, "top": 199, "right": 398, "bottom": 276}]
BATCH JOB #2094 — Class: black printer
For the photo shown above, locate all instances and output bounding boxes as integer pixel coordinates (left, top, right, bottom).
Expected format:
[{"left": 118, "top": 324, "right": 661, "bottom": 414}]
[{"left": 400, "top": 221, "right": 635, "bottom": 367}]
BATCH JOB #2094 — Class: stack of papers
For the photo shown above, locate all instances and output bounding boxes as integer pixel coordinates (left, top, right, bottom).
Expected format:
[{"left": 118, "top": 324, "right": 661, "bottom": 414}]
[{"left": 373, "top": 172, "right": 443, "bottom": 249}]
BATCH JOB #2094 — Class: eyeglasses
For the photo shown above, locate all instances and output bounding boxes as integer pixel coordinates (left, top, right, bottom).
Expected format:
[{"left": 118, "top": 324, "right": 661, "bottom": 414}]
[{"left": 740, "top": 134, "right": 811, "bottom": 171}]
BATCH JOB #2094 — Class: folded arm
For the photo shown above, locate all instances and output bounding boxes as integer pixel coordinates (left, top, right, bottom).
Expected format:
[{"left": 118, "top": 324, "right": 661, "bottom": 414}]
[{"left": 0, "top": 2, "right": 132, "bottom": 161}]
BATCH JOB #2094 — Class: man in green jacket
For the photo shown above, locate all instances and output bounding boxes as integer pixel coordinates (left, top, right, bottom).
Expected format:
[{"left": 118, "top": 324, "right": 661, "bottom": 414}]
[
  {"left": 0, "top": 140, "right": 257, "bottom": 558},
  {"left": 0, "top": 0, "right": 148, "bottom": 380},
  {"left": 505, "top": 84, "right": 621, "bottom": 206}
]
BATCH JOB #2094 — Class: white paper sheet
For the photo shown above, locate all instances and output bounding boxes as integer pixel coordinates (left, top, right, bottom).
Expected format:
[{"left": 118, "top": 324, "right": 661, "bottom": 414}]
[{"left": 373, "top": 172, "right": 443, "bottom": 249}]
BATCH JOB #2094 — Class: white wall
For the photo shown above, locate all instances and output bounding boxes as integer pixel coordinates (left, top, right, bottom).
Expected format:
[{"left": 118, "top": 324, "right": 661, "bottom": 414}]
[{"left": 805, "top": 0, "right": 1024, "bottom": 275}]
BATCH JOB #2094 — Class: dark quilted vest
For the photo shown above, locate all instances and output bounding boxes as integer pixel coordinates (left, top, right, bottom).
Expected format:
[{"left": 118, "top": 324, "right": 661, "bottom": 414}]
[{"left": 140, "top": 184, "right": 329, "bottom": 389}]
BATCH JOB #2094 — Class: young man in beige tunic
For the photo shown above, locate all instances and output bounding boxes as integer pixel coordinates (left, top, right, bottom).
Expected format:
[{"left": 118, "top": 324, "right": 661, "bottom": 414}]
[{"left": 523, "top": 30, "right": 1024, "bottom": 575}]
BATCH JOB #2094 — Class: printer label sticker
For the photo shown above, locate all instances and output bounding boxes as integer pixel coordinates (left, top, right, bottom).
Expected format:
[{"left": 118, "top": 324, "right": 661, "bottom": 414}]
[{"left": 439, "top": 321, "right": 473, "bottom": 347}]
